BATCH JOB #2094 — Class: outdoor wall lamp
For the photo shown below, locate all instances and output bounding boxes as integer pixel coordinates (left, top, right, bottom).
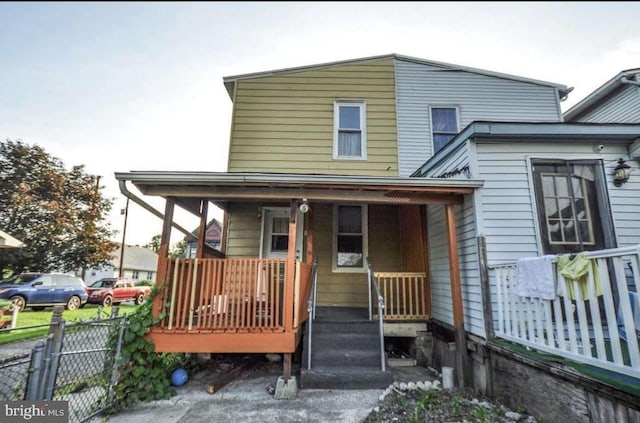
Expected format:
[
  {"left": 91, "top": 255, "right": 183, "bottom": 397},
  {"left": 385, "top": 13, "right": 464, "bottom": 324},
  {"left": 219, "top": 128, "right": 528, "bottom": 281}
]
[
  {"left": 613, "top": 158, "right": 631, "bottom": 187},
  {"left": 298, "top": 199, "right": 310, "bottom": 214}
]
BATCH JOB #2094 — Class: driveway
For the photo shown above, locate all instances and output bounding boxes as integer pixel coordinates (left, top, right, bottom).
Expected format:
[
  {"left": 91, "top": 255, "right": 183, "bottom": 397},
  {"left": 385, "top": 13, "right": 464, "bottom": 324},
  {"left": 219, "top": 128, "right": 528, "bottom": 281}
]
[{"left": 89, "top": 361, "right": 437, "bottom": 423}]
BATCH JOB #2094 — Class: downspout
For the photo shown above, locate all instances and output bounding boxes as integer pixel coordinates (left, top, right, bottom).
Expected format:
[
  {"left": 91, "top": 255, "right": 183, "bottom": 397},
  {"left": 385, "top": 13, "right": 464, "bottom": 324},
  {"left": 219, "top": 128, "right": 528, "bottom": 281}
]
[{"left": 118, "top": 179, "right": 197, "bottom": 241}]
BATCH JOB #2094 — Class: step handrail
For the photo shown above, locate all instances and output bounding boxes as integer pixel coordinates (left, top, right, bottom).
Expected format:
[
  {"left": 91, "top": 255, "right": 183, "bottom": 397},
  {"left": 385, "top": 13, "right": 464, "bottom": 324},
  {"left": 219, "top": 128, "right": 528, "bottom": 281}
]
[
  {"left": 366, "top": 258, "right": 386, "bottom": 372},
  {"left": 306, "top": 256, "right": 319, "bottom": 370}
]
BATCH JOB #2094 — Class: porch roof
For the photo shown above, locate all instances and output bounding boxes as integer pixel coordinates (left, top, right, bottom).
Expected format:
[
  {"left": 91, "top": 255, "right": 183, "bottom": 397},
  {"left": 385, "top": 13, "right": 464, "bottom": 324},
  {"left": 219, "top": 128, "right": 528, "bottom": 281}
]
[{"left": 115, "top": 171, "right": 484, "bottom": 211}]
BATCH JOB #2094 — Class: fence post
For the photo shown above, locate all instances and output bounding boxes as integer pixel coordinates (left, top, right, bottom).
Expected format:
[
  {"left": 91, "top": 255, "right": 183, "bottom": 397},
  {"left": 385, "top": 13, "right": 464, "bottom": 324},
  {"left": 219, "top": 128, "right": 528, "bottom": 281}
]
[
  {"left": 108, "top": 316, "right": 127, "bottom": 405},
  {"left": 111, "top": 306, "right": 120, "bottom": 318},
  {"left": 34, "top": 334, "right": 55, "bottom": 400},
  {"left": 10, "top": 305, "right": 19, "bottom": 329},
  {"left": 25, "top": 340, "right": 46, "bottom": 400},
  {"left": 45, "top": 320, "right": 65, "bottom": 400}
]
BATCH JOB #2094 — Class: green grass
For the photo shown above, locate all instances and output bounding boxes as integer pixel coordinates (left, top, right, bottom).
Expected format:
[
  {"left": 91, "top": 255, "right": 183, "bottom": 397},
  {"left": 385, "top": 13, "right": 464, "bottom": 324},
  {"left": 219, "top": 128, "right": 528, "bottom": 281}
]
[{"left": 0, "top": 304, "right": 138, "bottom": 345}]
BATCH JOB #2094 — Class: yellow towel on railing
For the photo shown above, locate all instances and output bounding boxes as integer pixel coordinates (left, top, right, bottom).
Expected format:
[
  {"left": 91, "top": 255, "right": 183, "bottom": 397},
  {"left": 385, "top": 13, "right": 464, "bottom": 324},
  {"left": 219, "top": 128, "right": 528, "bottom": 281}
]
[{"left": 556, "top": 253, "right": 603, "bottom": 300}]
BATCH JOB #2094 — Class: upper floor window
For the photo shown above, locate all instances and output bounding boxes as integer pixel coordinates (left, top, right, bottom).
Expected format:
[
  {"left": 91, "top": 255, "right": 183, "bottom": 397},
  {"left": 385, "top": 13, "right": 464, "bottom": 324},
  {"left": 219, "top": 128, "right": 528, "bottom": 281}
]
[
  {"left": 431, "top": 107, "right": 459, "bottom": 153},
  {"left": 334, "top": 101, "right": 366, "bottom": 159},
  {"left": 333, "top": 204, "right": 368, "bottom": 272},
  {"left": 531, "top": 159, "right": 608, "bottom": 255}
]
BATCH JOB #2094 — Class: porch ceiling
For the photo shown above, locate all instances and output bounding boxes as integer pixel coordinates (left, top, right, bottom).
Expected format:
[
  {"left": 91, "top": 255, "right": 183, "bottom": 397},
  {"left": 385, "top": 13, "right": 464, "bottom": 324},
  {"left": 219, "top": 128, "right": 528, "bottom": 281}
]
[{"left": 115, "top": 171, "right": 483, "bottom": 207}]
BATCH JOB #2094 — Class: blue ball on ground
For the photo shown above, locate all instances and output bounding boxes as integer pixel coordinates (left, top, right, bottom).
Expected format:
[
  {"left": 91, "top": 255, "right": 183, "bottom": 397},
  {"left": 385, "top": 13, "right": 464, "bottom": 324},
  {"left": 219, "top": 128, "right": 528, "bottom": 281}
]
[{"left": 171, "top": 368, "right": 188, "bottom": 386}]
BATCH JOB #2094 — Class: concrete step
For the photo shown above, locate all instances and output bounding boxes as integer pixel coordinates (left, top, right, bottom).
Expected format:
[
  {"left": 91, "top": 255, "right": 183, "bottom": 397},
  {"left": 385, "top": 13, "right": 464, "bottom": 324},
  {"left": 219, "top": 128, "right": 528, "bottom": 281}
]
[
  {"left": 310, "top": 321, "right": 379, "bottom": 335},
  {"left": 300, "top": 366, "right": 394, "bottom": 389},
  {"left": 308, "top": 347, "right": 383, "bottom": 368}
]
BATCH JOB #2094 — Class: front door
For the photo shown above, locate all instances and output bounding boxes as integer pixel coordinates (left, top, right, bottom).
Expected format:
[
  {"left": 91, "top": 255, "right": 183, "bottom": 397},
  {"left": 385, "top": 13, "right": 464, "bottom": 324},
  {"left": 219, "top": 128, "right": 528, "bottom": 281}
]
[
  {"left": 261, "top": 207, "right": 304, "bottom": 260},
  {"left": 262, "top": 208, "right": 290, "bottom": 259}
]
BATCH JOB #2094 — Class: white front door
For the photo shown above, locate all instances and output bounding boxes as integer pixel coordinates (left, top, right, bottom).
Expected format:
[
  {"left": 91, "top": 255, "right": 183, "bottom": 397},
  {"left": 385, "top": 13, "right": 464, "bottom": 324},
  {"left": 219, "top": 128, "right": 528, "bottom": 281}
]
[
  {"left": 262, "top": 208, "right": 291, "bottom": 259},
  {"left": 261, "top": 207, "right": 305, "bottom": 260}
]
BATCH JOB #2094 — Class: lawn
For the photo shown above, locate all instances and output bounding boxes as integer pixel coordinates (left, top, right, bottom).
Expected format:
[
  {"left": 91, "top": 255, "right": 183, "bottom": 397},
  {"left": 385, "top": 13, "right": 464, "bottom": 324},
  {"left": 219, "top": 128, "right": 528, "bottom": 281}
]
[{"left": 0, "top": 303, "right": 139, "bottom": 345}]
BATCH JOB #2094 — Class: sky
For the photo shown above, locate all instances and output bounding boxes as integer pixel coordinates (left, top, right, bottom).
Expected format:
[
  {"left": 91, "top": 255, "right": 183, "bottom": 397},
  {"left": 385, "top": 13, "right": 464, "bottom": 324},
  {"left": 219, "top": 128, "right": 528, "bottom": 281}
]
[{"left": 1, "top": 1, "right": 639, "bottom": 247}]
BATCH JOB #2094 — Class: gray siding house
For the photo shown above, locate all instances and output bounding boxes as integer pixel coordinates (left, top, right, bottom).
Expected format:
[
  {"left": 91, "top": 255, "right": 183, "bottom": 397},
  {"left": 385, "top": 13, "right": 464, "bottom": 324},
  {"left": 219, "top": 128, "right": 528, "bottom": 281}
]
[
  {"left": 564, "top": 68, "right": 640, "bottom": 123},
  {"left": 395, "top": 55, "right": 571, "bottom": 176},
  {"left": 414, "top": 122, "right": 640, "bottom": 338}
]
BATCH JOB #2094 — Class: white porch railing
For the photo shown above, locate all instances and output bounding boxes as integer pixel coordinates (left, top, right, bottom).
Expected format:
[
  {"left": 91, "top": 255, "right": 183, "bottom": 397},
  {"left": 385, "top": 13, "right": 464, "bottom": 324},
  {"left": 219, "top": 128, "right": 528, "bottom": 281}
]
[{"left": 490, "top": 245, "right": 640, "bottom": 379}]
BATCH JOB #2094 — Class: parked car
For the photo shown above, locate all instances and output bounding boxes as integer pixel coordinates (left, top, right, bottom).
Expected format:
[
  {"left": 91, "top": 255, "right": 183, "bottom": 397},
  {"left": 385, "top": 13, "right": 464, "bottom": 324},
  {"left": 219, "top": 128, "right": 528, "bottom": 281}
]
[
  {"left": 85, "top": 277, "right": 151, "bottom": 307},
  {"left": 0, "top": 273, "right": 88, "bottom": 311}
]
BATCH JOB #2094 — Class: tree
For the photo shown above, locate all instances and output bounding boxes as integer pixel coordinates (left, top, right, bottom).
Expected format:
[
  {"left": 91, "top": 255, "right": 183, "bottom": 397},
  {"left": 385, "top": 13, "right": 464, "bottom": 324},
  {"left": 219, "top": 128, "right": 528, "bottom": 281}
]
[
  {"left": 144, "top": 234, "right": 161, "bottom": 253},
  {"left": 0, "top": 139, "right": 117, "bottom": 274},
  {"left": 145, "top": 234, "right": 186, "bottom": 258},
  {"left": 169, "top": 240, "right": 187, "bottom": 259}
]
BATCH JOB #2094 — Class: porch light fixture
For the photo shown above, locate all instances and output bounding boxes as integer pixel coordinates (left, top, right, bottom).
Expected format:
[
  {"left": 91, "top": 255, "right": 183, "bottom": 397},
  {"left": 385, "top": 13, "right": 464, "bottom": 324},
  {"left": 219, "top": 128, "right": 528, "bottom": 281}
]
[
  {"left": 298, "top": 199, "right": 310, "bottom": 214},
  {"left": 613, "top": 158, "right": 631, "bottom": 187}
]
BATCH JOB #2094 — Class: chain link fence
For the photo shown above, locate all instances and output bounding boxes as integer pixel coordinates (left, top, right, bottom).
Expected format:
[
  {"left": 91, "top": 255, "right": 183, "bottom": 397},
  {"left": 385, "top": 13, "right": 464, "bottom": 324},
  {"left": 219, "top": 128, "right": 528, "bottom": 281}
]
[{"left": 0, "top": 308, "right": 126, "bottom": 423}]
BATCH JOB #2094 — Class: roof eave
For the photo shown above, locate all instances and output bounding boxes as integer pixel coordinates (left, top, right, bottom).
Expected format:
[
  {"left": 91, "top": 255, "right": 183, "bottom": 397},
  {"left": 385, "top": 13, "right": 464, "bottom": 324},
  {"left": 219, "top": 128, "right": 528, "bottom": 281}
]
[
  {"left": 564, "top": 69, "right": 640, "bottom": 120},
  {"left": 414, "top": 121, "right": 640, "bottom": 177}
]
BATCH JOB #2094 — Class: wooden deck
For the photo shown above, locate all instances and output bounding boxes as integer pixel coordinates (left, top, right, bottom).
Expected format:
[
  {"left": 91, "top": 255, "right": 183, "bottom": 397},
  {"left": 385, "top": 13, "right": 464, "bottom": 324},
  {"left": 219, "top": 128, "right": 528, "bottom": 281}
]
[{"left": 149, "top": 257, "right": 313, "bottom": 354}]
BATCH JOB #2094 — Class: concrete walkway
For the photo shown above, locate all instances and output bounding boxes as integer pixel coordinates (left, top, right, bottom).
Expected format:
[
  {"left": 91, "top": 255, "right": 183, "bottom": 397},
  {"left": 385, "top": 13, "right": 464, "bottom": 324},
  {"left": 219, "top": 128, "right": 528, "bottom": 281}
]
[{"left": 89, "top": 361, "right": 437, "bottom": 423}]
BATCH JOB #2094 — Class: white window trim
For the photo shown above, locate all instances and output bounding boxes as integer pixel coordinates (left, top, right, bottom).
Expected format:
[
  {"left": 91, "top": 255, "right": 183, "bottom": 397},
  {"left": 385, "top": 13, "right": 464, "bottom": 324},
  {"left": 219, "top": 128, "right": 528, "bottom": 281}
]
[
  {"left": 428, "top": 105, "right": 460, "bottom": 154},
  {"left": 332, "top": 204, "right": 368, "bottom": 273},
  {"left": 333, "top": 100, "right": 367, "bottom": 160},
  {"left": 258, "top": 207, "right": 290, "bottom": 259}
]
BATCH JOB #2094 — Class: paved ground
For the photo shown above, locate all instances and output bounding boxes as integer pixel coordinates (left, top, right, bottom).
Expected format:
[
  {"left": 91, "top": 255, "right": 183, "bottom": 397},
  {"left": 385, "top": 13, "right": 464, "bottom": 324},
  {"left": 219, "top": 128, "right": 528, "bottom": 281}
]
[{"left": 89, "top": 360, "right": 438, "bottom": 423}]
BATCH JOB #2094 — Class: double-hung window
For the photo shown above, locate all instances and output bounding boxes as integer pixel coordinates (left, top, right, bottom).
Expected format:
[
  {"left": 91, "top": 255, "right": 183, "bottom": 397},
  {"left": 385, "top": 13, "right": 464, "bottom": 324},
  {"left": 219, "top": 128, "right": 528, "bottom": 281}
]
[
  {"left": 334, "top": 205, "right": 368, "bottom": 271},
  {"left": 531, "top": 159, "right": 610, "bottom": 255},
  {"left": 334, "top": 101, "right": 366, "bottom": 159},
  {"left": 430, "top": 107, "right": 459, "bottom": 153}
]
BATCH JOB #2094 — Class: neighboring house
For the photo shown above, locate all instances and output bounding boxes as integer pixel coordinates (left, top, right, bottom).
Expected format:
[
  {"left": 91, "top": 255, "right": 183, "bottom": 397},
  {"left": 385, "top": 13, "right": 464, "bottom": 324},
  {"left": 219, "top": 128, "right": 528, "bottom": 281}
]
[
  {"left": 185, "top": 218, "right": 223, "bottom": 258},
  {"left": 564, "top": 68, "right": 640, "bottom": 123},
  {"left": 0, "top": 230, "right": 24, "bottom": 249},
  {"left": 116, "top": 54, "right": 640, "bottom": 408},
  {"left": 84, "top": 245, "right": 158, "bottom": 286}
]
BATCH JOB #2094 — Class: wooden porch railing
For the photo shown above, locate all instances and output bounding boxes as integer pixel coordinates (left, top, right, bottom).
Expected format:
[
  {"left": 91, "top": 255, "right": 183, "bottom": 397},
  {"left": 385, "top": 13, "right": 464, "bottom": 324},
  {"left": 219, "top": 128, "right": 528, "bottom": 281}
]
[
  {"left": 374, "top": 272, "right": 429, "bottom": 320},
  {"left": 490, "top": 245, "right": 640, "bottom": 379},
  {"left": 155, "top": 258, "right": 289, "bottom": 332}
]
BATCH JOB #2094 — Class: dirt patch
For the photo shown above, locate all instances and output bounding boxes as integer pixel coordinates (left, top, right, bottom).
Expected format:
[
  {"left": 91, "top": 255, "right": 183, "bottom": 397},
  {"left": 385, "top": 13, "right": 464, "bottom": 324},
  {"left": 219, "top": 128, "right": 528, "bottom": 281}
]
[{"left": 363, "top": 385, "right": 538, "bottom": 423}]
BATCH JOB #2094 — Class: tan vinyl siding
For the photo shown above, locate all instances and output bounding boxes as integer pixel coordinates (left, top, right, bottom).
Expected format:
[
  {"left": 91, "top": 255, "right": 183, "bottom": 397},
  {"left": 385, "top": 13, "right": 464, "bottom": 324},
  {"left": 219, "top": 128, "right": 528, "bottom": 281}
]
[
  {"left": 225, "top": 202, "right": 263, "bottom": 257},
  {"left": 313, "top": 203, "right": 402, "bottom": 307},
  {"left": 228, "top": 59, "right": 398, "bottom": 176}
]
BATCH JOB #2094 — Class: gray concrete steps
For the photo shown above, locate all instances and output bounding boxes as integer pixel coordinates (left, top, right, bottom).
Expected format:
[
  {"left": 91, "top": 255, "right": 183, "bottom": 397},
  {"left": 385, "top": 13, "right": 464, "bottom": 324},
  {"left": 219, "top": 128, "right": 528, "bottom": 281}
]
[{"left": 300, "top": 312, "right": 393, "bottom": 390}]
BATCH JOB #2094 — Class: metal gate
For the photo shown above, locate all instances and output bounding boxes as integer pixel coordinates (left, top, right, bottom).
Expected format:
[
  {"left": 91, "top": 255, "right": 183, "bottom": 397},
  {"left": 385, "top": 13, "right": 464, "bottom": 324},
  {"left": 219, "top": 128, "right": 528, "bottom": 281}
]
[{"left": 0, "top": 313, "right": 126, "bottom": 423}]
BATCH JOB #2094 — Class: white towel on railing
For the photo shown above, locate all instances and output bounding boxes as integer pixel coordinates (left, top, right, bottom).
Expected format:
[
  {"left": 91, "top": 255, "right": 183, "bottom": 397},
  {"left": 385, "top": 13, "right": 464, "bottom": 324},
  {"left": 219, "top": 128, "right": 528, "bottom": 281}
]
[{"left": 514, "top": 255, "right": 556, "bottom": 300}]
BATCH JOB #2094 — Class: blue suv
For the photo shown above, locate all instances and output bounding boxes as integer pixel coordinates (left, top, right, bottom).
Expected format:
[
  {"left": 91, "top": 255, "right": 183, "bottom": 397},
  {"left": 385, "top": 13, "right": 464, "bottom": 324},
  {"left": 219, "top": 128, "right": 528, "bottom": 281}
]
[{"left": 0, "top": 273, "right": 88, "bottom": 311}]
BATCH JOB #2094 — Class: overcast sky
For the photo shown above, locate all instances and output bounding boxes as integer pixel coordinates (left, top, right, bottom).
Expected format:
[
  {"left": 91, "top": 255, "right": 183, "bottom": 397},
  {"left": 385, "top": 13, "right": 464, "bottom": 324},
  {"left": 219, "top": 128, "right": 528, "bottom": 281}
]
[{"left": 1, "top": 1, "right": 639, "bottom": 247}]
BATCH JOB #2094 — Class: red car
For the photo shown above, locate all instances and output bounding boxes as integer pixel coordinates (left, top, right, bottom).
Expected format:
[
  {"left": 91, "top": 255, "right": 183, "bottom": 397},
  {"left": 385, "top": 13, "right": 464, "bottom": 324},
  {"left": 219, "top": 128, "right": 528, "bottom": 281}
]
[{"left": 85, "top": 278, "right": 151, "bottom": 307}]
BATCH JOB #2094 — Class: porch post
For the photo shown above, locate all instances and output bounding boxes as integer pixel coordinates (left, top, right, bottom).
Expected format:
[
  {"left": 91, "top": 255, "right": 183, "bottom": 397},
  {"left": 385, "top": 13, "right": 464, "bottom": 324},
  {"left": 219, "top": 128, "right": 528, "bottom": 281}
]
[
  {"left": 445, "top": 203, "right": 470, "bottom": 388},
  {"left": 196, "top": 199, "right": 208, "bottom": 259},
  {"left": 221, "top": 211, "right": 229, "bottom": 254},
  {"left": 282, "top": 200, "right": 298, "bottom": 381},
  {"left": 305, "top": 208, "right": 314, "bottom": 264},
  {"left": 153, "top": 197, "right": 175, "bottom": 318}
]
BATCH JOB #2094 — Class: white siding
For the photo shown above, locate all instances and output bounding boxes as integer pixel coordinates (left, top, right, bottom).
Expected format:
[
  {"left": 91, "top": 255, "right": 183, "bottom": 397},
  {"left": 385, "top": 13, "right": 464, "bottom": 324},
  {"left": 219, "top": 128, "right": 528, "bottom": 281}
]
[
  {"left": 424, "top": 140, "right": 483, "bottom": 336},
  {"left": 570, "top": 85, "right": 640, "bottom": 123},
  {"left": 426, "top": 138, "right": 640, "bottom": 339},
  {"left": 422, "top": 142, "right": 469, "bottom": 179},
  {"left": 427, "top": 196, "right": 484, "bottom": 337},
  {"left": 396, "top": 59, "right": 563, "bottom": 176},
  {"left": 475, "top": 141, "right": 640, "bottom": 264},
  {"left": 479, "top": 140, "right": 640, "bottom": 336}
]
